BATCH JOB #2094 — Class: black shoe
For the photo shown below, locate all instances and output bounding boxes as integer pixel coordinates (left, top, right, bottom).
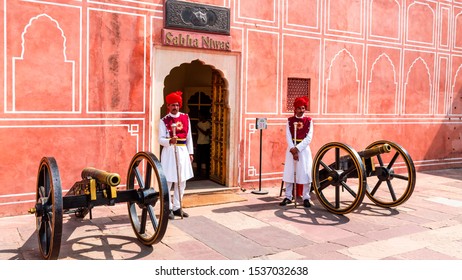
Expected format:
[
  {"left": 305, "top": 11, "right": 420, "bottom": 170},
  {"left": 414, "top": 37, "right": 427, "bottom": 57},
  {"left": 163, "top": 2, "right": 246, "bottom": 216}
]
[
  {"left": 279, "top": 198, "right": 293, "bottom": 206},
  {"left": 168, "top": 211, "right": 175, "bottom": 220},
  {"left": 173, "top": 209, "right": 189, "bottom": 218},
  {"left": 303, "top": 199, "right": 311, "bottom": 208}
]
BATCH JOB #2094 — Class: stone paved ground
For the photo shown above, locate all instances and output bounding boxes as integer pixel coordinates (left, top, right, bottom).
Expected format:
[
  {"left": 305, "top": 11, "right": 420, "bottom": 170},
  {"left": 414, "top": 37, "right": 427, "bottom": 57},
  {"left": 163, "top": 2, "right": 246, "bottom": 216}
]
[{"left": 1, "top": 168, "right": 462, "bottom": 261}]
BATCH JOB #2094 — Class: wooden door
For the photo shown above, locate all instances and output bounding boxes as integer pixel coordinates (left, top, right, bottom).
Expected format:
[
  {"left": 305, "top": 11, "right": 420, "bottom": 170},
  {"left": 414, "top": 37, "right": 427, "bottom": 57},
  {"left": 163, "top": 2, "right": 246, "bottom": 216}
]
[{"left": 209, "top": 70, "right": 228, "bottom": 185}]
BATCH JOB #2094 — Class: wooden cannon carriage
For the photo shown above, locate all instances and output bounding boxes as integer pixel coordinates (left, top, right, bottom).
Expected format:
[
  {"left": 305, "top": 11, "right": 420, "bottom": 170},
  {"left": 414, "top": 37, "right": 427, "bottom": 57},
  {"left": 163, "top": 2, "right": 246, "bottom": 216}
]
[
  {"left": 311, "top": 140, "right": 416, "bottom": 215},
  {"left": 29, "top": 151, "right": 170, "bottom": 260}
]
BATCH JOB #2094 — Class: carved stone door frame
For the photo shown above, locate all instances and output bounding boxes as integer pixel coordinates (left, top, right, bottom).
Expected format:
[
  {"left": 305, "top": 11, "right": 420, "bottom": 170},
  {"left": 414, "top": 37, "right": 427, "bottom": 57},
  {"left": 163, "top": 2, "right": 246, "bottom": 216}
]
[{"left": 152, "top": 48, "right": 240, "bottom": 187}]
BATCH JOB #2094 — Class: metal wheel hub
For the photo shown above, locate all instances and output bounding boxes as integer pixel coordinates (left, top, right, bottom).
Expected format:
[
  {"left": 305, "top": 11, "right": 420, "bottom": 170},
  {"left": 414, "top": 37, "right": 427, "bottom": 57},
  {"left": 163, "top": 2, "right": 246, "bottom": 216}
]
[
  {"left": 329, "top": 170, "right": 343, "bottom": 186},
  {"left": 136, "top": 188, "right": 158, "bottom": 208},
  {"left": 376, "top": 167, "right": 394, "bottom": 181},
  {"left": 34, "top": 203, "right": 44, "bottom": 216}
]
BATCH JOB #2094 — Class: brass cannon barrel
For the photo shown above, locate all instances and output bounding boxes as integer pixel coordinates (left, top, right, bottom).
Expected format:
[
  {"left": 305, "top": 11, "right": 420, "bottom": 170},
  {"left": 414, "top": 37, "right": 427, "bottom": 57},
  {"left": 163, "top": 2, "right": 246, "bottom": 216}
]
[
  {"left": 81, "top": 167, "right": 121, "bottom": 187},
  {"left": 357, "top": 144, "right": 391, "bottom": 159}
]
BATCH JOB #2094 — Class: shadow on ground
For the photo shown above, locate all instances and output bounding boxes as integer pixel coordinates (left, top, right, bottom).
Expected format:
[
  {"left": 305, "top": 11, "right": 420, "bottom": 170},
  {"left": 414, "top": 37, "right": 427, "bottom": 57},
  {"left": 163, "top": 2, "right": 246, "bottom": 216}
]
[{"left": 3, "top": 214, "right": 155, "bottom": 260}]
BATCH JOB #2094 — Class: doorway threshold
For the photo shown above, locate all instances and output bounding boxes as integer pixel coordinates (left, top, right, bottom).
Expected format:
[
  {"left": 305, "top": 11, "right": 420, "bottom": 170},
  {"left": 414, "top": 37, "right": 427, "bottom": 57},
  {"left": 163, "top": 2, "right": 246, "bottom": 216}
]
[{"left": 185, "top": 179, "right": 230, "bottom": 194}]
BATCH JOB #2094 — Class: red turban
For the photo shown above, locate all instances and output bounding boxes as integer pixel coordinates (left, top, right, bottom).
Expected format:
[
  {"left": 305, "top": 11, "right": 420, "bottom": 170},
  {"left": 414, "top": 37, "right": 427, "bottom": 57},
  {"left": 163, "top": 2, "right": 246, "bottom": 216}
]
[
  {"left": 294, "top": 96, "right": 309, "bottom": 109},
  {"left": 166, "top": 91, "right": 183, "bottom": 108}
]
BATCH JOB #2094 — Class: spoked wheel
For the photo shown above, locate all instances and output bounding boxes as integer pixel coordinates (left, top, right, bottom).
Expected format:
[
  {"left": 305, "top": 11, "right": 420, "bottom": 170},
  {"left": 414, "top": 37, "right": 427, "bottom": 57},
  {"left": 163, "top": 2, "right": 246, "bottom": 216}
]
[
  {"left": 126, "top": 151, "right": 170, "bottom": 245},
  {"left": 312, "top": 142, "right": 367, "bottom": 215},
  {"left": 35, "top": 157, "right": 63, "bottom": 260},
  {"left": 365, "top": 140, "right": 416, "bottom": 208}
]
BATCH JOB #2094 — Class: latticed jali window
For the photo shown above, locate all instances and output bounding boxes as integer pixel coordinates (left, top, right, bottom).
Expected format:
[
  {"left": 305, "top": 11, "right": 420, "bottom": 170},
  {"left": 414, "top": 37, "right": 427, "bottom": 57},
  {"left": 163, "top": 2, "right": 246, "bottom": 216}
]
[{"left": 287, "top": 78, "right": 310, "bottom": 111}]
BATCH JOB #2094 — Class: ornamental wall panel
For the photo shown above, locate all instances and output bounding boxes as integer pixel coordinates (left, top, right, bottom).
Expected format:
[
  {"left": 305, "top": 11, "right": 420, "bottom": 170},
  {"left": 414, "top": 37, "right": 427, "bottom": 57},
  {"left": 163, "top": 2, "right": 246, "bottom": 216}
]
[
  {"left": 245, "top": 29, "right": 278, "bottom": 114},
  {"left": 405, "top": 1, "right": 436, "bottom": 47},
  {"left": 14, "top": 15, "right": 75, "bottom": 112},
  {"left": 284, "top": 0, "right": 321, "bottom": 33},
  {"left": 0, "top": 121, "right": 142, "bottom": 206},
  {"left": 402, "top": 50, "right": 435, "bottom": 115},
  {"left": 5, "top": 1, "right": 81, "bottom": 113},
  {"left": 436, "top": 55, "right": 450, "bottom": 115},
  {"left": 235, "top": 0, "right": 278, "bottom": 26},
  {"left": 365, "top": 45, "right": 402, "bottom": 115},
  {"left": 323, "top": 40, "right": 364, "bottom": 115},
  {"left": 87, "top": 9, "right": 146, "bottom": 113},
  {"left": 454, "top": 6, "right": 462, "bottom": 51},
  {"left": 451, "top": 55, "right": 462, "bottom": 115},
  {"left": 326, "top": 0, "right": 364, "bottom": 38},
  {"left": 244, "top": 118, "right": 285, "bottom": 183},
  {"left": 439, "top": 3, "right": 451, "bottom": 49},
  {"left": 281, "top": 34, "right": 321, "bottom": 114},
  {"left": 368, "top": 0, "right": 401, "bottom": 42}
]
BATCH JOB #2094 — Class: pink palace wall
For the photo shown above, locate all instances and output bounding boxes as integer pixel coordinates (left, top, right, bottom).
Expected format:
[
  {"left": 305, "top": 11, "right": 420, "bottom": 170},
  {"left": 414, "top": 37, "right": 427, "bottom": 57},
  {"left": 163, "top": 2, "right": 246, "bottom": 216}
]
[
  {"left": 238, "top": 0, "right": 462, "bottom": 190},
  {"left": 0, "top": 0, "right": 462, "bottom": 217}
]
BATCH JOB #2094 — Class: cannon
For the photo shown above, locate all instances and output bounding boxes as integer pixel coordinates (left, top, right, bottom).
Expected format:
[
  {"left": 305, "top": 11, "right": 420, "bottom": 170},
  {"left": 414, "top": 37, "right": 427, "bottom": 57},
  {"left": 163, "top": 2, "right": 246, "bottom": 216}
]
[
  {"left": 311, "top": 140, "right": 416, "bottom": 215},
  {"left": 29, "top": 151, "right": 170, "bottom": 260}
]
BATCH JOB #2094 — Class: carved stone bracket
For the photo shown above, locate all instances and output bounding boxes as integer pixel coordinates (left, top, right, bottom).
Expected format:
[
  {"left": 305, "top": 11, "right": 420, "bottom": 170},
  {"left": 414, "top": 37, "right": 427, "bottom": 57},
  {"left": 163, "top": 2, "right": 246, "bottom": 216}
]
[{"left": 165, "top": 0, "right": 230, "bottom": 35}]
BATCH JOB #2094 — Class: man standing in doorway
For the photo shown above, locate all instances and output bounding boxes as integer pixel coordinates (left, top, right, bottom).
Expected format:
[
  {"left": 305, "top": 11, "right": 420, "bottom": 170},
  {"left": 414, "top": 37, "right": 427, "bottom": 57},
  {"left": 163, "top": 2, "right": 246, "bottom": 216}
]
[
  {"left": 196, "top": 111, "right": 211, "bottom": 179},
  {"left": 159, "top": 91, "right": 194, "bottom": 219},
  {"left": 280, "top": 96, "right": 313, "bottom": 208}
]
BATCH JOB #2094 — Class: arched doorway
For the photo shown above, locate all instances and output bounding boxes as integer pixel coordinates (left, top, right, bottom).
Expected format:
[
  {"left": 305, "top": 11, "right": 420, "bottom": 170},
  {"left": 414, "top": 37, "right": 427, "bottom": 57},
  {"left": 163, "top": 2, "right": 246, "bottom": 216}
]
[{"left": 161, "top": 60, "right": 229, "bottom": 186}]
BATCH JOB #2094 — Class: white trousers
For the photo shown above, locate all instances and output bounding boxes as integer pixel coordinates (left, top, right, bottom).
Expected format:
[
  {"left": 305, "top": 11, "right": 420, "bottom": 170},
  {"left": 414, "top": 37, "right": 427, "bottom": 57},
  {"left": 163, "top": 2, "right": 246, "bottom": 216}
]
[
  {"left": 168, "top": 181, "right": 186, "bottom": 211},
  {"left": 284, "top": 182, "right": 311, "bottom": 200}
]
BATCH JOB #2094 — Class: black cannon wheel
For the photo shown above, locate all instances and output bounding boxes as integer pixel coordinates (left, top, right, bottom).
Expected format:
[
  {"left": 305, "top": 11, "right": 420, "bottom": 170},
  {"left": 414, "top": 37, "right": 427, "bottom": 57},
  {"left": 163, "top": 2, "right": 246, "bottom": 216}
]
[
  {"left": 312, "top": 142, "right": 367, "bottom": 215},
  {"left": 35, "top": 157, "right": 63, "bottom": 260},
  {"left": 365, "top": 140, "right": 416, "bottom": 208},
  {"left": 126, "top": 151, "right": 170, "bottom": 245}
]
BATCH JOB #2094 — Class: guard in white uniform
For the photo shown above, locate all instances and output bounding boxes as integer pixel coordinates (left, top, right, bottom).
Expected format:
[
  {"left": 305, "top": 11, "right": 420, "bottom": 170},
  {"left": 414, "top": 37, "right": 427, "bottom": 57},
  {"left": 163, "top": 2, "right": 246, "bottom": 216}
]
[
  {"left": 159, "top": 91, "right": 194, "bottom": 219},
  {"left": 281, "top": 96, "right": 314, "bottom": 208}
]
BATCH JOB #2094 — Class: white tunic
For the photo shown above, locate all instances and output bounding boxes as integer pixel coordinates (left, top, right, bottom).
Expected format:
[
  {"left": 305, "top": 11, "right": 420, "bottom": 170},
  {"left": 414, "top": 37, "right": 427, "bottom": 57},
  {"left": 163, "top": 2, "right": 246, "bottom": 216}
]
[
  {"left": 159, "top": 113, "right": 194, "bottom": 182},
  {"left": 282, "top": 118, "right": 313, "bottom": 184}
]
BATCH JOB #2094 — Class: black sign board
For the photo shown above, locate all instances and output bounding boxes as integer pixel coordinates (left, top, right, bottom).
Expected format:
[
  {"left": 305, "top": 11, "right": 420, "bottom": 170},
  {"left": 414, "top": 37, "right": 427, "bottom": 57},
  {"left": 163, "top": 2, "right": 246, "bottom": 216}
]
[{"left": 164, "top": 0, "right": 230, "bottom": 35}]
